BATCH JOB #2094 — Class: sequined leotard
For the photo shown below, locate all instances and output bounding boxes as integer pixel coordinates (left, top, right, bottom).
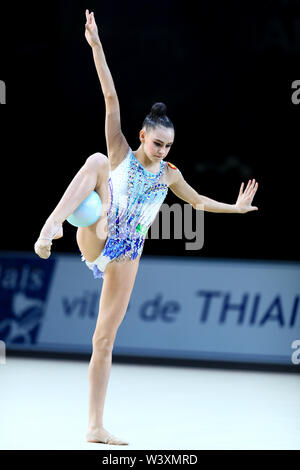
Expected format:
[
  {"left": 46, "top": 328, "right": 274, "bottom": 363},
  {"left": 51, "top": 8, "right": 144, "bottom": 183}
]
[{"left": 81, "top": 147, "right": 172, "bottom": 279}]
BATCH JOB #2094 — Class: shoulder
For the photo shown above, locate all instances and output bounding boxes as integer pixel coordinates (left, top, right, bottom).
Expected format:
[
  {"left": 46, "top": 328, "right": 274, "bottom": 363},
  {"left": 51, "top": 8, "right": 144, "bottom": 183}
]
[
  {"left": 109, "top": 142, "right": 131, "bottom": 171},
  {"left": 165, "top": 161, "right": 182, "bottom": 186}
]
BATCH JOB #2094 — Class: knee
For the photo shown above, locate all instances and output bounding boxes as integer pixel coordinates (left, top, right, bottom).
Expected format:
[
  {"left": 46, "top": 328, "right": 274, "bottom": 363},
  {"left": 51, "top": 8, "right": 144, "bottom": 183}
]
[
  {"left": 92, "top": 334, "right": 115, "bottom": 356},
  {"left": 85, "top": 152, "right": 109, "bottom": 174}
]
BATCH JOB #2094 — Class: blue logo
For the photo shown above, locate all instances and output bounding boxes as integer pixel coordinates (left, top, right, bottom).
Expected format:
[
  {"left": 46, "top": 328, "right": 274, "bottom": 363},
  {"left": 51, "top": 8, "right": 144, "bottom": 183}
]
[{"left": 0, "top": 254, "right": 56, "bottom": 346}]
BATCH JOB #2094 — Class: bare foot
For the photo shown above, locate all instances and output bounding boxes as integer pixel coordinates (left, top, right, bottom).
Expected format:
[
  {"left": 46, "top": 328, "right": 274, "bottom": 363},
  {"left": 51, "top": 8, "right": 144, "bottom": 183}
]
[{"left": 86, "top": 428, "right": 129, "bottom": 445}]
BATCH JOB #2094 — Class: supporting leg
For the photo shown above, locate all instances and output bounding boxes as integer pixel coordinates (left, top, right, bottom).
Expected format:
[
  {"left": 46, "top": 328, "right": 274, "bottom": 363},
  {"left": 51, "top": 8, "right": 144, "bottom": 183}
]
[{"left": 86, "top": 255, "right": 140, "bottom": 445}]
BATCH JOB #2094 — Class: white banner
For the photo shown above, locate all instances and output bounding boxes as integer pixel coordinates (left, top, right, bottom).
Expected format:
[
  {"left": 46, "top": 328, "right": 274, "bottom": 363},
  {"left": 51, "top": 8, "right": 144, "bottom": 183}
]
[{"left": 1, "top": 251, "right": 299, "bottom": 366}]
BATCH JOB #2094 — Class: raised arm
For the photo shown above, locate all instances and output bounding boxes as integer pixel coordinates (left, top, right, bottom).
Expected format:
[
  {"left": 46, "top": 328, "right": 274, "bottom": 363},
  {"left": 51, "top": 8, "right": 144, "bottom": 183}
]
[
  {"left": 168, "top": 167, "right": 259, "bottom": 213},
  {"left": 85, "top": 10, "right": 129, "bottom": 168}
]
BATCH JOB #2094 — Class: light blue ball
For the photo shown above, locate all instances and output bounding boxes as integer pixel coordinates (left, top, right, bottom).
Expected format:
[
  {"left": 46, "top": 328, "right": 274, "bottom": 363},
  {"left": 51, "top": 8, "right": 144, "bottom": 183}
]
[{"left": 66, "top": 191, "right": 102, "bottom": 227}]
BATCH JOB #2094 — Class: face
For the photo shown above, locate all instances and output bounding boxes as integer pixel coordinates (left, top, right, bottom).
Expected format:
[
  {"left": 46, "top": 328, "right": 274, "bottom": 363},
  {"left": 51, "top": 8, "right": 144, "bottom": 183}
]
[{"left": 140, "top": 126, "right": 175, "bottom": 162}]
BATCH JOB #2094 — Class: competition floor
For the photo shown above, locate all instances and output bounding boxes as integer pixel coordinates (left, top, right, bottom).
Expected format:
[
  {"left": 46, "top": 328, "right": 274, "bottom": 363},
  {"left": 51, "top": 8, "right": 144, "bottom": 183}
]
[{"left": 0, "top": 356, "right": 299, "bottom": 450}]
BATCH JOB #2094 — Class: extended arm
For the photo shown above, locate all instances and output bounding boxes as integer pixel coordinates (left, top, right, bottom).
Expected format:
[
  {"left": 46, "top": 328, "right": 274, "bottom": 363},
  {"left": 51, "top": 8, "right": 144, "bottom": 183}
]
[
  {"left": 85, "top": 10, "right": 129, "bottom": 166},
  {"left": 169, "top": 169, "right": 259, "bottom": 213}
]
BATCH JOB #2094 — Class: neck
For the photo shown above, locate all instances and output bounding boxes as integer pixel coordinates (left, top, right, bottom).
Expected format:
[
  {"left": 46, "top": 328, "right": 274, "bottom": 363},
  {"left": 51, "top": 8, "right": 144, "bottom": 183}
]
[{"left": 134, "top": 145, "right": 160, "bottom": 171}]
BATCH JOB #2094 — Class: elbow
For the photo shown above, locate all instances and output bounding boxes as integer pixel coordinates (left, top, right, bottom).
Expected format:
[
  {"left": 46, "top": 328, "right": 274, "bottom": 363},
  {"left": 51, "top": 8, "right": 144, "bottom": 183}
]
[
  {"left": 193, "top": 195, "right": 204, "bottom": 210},
  {"left": 104, "top": 91, "right": 117, "bottom": 101}
]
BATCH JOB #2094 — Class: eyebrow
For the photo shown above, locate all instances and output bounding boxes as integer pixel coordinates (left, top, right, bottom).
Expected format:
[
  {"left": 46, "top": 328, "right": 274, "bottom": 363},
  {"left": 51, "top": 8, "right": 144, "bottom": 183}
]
[{"left": 154, "top": 139, "right": 174, "bottom": 144}]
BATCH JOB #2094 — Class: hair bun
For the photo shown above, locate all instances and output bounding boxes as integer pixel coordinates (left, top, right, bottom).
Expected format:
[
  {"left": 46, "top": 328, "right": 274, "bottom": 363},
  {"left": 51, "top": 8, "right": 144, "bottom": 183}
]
[{"left": 150, "top": 102, "right": 167, "bottom": 118}]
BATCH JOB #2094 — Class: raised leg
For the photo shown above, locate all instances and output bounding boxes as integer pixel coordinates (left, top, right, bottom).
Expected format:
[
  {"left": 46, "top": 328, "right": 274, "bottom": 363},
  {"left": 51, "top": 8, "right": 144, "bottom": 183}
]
[
  {"left": 86, "top": 255, "right": 141, "bottom": 445},
  {"left": 76, "top": 157, "right": 111, "bottom": 262},
  {"left": 34, "top": 153, "right": 110, "bottom": 259}
]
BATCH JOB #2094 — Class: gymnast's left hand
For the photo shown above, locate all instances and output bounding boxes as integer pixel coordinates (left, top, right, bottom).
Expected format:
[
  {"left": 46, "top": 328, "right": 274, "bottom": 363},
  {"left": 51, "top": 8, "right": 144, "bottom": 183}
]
[{"left": 234, "top": 179, "right": 259, "bottom": 213}]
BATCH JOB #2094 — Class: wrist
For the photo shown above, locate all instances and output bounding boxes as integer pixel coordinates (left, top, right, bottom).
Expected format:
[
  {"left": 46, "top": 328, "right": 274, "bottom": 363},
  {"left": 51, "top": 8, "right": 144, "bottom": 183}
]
[
  {"left": 92, "top": 41, "right": 101, "bottom": 49},
  {"left": 232, "top": 204, "right": 241, "bottom": 214}
]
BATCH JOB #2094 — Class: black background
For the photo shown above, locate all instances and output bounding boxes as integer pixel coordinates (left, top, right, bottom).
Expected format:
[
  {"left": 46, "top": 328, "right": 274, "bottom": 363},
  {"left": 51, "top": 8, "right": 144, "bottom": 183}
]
[{"left": 1, "top": 0, "right": 300, "bottom": 262}]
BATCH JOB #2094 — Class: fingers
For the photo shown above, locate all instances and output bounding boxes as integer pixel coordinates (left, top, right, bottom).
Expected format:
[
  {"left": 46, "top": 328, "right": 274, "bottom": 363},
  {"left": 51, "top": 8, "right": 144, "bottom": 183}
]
[
  {"left": 238, "top": 178, "right": 259, "bottom": 213},
  {"left": 85, "top": 10, "right": 94, "bottom": 33},
  {"left": 246, "top": 181, "right": 259, "bottom": 209},
  {"left": 240, "top": 179, "right": 251, "bottom": 195},
  {"left": 245, "top": 179, "right": 252, "bottom": 192},
  {"left": 91, "top": 12, "right": 96, "bottom": 26},
  {"left": 242, "top": 179, "right": 258, "bottom": 195},
  {"left": 250, "top": 182, "right": 258, "bottom": 198},
  {"left": 85, "top": 9, "right": 94, "bottom": 24}
]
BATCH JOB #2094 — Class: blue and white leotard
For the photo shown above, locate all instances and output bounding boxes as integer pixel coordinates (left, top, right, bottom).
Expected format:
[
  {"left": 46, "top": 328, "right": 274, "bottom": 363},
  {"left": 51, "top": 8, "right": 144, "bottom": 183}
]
[{"left": 81, "top": 147, "right": 173, "bottom": 279}]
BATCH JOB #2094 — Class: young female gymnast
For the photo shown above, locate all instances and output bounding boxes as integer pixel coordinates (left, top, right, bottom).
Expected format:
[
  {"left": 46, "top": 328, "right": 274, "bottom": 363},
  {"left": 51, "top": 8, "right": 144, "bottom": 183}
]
[{"left": 34, "top": 10, "right": 259, "bottom": 445}]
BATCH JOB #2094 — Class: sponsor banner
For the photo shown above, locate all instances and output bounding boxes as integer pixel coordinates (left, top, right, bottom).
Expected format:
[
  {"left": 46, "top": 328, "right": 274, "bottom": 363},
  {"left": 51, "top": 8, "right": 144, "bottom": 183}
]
[
  {"left": 0, "top": 251, "right": 98, "bottom": 354},
  {"left": 0, "top": 251, "right": 300, "bottom": 366}
]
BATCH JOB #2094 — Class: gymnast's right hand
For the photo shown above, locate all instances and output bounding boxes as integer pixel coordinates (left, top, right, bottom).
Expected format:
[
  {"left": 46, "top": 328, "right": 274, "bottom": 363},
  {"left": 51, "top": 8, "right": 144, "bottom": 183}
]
[{"left": 85, "top": 9, "right": 101, "bottom": 48}]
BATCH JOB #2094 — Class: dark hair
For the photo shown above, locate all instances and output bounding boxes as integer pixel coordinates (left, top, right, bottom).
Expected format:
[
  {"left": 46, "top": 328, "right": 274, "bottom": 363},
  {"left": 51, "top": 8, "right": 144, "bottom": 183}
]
[{"left": 142, "top": 102, "right": 174, "bottom": 132}]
